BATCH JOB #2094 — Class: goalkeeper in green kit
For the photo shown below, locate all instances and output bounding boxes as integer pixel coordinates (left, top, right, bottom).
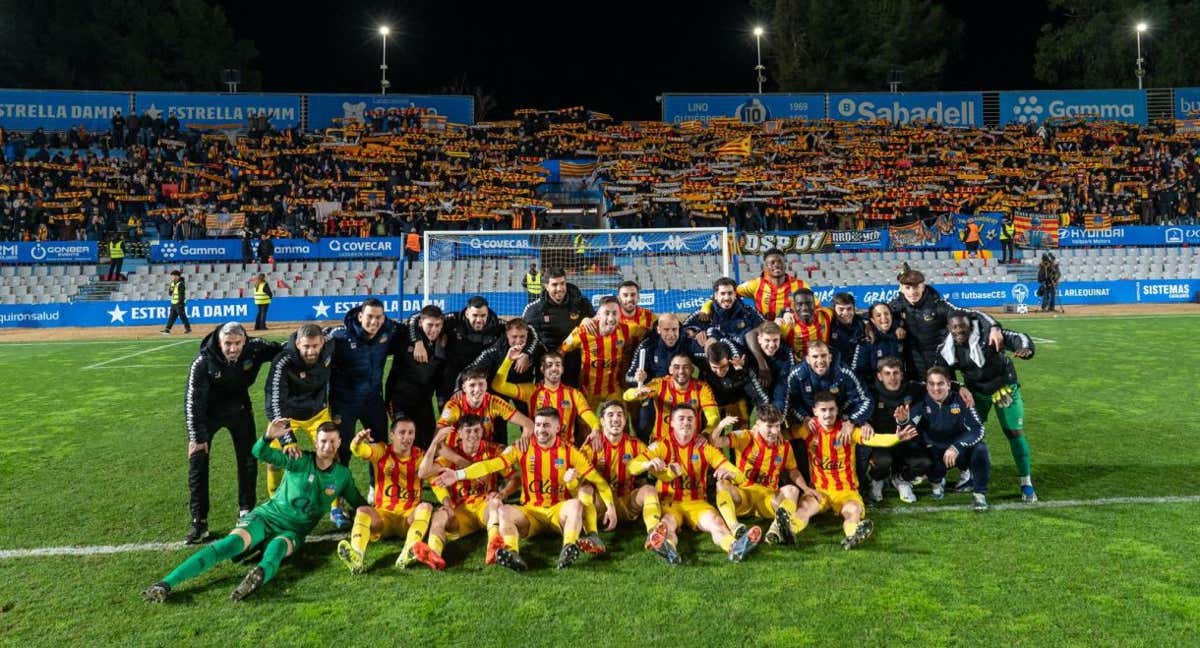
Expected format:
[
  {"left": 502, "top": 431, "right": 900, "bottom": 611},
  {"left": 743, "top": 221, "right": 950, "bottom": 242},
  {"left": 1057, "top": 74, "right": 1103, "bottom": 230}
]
[
  {"left": 142, "top": 417, "right": 364, "bottom": 602},
  {"left": 939, "top": 312, "right": 1038, "bottom": 503}
]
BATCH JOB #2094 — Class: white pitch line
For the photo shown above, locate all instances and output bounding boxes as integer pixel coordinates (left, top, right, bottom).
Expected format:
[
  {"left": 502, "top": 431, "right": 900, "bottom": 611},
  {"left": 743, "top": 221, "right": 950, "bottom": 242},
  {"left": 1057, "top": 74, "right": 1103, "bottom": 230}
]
[
  {"left": 1029, "top": 336, "right": 1056, "bottom": 344},
  {"left": 82, "top": 339, "right": 193, "bottom": 370},
  {"left": 2, "top": 496, "right": 1198, "bottom": 560},
  {"left": 84, "top": 364, "right": 193, "bottom": 369}
]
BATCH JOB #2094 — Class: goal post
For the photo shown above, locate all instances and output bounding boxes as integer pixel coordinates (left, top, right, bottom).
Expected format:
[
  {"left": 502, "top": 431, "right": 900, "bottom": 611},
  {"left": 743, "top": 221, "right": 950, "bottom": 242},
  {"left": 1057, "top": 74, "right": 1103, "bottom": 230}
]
[{"left": 420, "top": 228, "right": 731, "bottom": 317}]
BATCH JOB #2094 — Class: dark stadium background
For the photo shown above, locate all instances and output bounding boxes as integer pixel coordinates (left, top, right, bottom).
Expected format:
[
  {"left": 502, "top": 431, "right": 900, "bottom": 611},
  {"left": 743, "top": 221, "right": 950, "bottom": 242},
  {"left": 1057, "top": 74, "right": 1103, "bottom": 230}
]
[{"left": 216, "top": 0, "right": 1049, "bottom": 119}]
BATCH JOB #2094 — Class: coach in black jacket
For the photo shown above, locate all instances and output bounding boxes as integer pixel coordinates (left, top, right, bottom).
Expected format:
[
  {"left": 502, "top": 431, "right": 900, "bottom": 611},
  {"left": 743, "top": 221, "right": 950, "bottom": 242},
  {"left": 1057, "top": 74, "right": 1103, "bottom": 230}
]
[
  {"left": 521, "top": 268, "right": 594, "bottom": 385},
  {"left": 888, "top": 268, "right": 1002, "bottom": 378},
  {"left": 184, "top": 322, "right": 281, "bottom": 544}
]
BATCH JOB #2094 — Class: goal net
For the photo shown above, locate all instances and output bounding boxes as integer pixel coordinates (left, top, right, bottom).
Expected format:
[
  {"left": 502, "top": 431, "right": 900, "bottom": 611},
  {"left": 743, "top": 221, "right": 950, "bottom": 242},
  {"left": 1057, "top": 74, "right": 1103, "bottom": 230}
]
[{"left": 419, "top": 228, "right": 731, "bottom": 317}]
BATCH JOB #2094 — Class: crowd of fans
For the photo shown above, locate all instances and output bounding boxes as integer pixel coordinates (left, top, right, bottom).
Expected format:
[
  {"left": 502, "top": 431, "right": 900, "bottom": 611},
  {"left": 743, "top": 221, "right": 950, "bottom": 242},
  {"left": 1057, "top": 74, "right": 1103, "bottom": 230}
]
[{"left": 2, "top": 106, "right": 1199, "bottom": 245}]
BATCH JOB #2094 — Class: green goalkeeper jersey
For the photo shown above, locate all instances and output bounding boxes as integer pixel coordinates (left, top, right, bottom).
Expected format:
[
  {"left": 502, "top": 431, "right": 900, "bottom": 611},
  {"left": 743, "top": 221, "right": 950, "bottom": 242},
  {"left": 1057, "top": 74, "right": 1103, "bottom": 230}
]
[{"left": 250, "top": 438, "right": 365, "bottom": 531}]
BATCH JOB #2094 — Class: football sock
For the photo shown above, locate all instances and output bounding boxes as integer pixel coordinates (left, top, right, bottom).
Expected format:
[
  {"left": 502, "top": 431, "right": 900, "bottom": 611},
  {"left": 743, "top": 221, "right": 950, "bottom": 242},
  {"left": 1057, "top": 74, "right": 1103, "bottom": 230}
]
[
  {"left": 641, "top": 493, "right": 662, "bottom": 531},
  {"left": 350, "top": 511, "right": 373, "bottom": 556},
  {"left": 402, "top": 507, "right": 432, "bottom": 554},
  {"left": 258, "top": 537, "right": 289, "bottom": 584},
  {"left": 715, "top": 489, "right": 740, "bottom": 531},
  {"left": 718, "top": 534, "right": 735, "bottom": 552},
  {"left": 163, "top": 534, "right": 244, "bottom": 588},
  {"left": 842, "top": 520, "right": 859, "bottom": 538},
  {"left": 563, "top": 524, "right": 581, "bottom": 546},
  {"left": 780, "top": 499, "right": 802, "bottom": 533},
  {"left": 502, "top": 533, "right": 520, "bottom": 552},
  {"left": 578, "top": 489, "right": 598, "bottom": 534},
  {"left": 428, "top": 534, "right": 445, "bottom": 556},
  {"left": 1008, "top": 435, "right": 1032, "bottom": 478}
]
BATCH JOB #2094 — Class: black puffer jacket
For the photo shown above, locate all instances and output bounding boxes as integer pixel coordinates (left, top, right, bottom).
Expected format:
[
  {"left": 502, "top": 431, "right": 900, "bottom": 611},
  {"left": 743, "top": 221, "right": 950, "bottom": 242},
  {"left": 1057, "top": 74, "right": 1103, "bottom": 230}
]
[
  {"left": 520, "top": 282, "right": 595, "bottom": 350},
  {"left": 264, "top": 330, "right": 334, "bottom": 421},
  {"left": 185, "top": 326, "right": 281, "bottom": 443}
]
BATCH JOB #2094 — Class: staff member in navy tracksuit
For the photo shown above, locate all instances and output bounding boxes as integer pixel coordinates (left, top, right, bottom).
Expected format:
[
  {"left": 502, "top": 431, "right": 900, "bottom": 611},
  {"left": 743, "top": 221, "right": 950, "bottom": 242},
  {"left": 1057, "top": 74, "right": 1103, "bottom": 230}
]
[
  {"left": 324, "top": 299, "right": 399, "bottom": 473},
  {"left": 896, "top": 365, "right": 991, "bottom": 511}
]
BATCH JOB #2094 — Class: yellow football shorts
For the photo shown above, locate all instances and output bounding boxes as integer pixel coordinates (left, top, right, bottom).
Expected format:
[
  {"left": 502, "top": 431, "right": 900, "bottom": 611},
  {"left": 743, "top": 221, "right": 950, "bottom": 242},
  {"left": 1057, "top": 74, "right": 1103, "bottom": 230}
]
[{"left": 734, "top": 484, "right": 778, "bottom": 519}]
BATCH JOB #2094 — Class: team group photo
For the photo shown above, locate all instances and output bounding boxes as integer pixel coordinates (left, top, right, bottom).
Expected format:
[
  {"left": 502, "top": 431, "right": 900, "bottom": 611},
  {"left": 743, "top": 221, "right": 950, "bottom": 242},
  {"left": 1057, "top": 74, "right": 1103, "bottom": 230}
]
[{"left": 1, "top": 0, "right": 1198, "bottom": 645}]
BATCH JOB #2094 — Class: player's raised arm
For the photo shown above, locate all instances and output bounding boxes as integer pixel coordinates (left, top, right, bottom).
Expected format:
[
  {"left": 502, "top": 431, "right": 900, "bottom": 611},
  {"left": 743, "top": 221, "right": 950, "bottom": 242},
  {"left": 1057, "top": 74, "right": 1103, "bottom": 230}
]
[{"left": 252, "top": 417, "right": 307, "bottom": 472}]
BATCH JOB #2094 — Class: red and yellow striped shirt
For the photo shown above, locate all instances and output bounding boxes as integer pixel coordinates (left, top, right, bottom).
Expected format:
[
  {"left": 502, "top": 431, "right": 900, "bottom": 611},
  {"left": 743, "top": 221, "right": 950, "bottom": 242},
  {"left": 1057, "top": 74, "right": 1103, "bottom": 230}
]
[
  {"left": 739, "top": 273, "right": 810, "bottom": 320},
  {"left": 481, "top": 438, "right": 598, "bottom": 507},
  {"left": 797, "top": 418, "right": 861, "bottom": 492},
  {"left": 491, "top": 354, "right": 598, "bottom": 442},
  {"left": 561, "top": 321, "right": 647, "bottom": 398},
  {"left": 435, "top": 440, "right": 506, "bottom": 506},
  {"left": 638, "top": 435, "right": 740, "bottom": 502},
  {"left": 438, "top": 392, "right": 518, "bottom": 443},
  {"left": 729, "top": 429, "right": 797, "bottom": 488},
  {"left": 581, "top": 434, "right": 649, "bottom": 497},
  {"left": 620, "top": 305, "right": 656, "bottom": 330},
  {"left": 778, "top": 307, "right": 833, "bottom": 359},
  {"left": 351, "top": 442, "right": 424, "bottom": 513},
  {"left": 625, "top": 376, "right": 720, "bottom": 441}
]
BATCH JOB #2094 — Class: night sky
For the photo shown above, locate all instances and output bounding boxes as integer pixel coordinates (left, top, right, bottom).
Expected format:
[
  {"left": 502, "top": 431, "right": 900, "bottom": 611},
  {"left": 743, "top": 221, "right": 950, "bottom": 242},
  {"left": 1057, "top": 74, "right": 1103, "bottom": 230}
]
[{"left": 216, "top": 0, "right": 1051, "bottom": 120}]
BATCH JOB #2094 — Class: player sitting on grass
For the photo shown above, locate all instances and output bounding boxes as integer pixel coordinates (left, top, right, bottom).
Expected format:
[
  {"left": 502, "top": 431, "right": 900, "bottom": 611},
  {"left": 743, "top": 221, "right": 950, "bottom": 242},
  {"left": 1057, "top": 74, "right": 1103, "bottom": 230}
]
[
  {"left": 336, "top": 418, "right": 441, "bottom": 574},
  {"left": 627, "top": 404, "right": 763, "bottom": 564},
  {"left": 143, "top": 418, "right": 364, "bottom": 602},
  {"left": 435, "top": 407, "right": 616, "bottom": 571},
  {"left": 419, "top": 416, "right": 516, "bottom": 567},
  {"left": 577, "top": 400, "right": 669, "bottom": 555},
  {"left": 708, "top": 406, "right": 813, "bottom": 546},
  {"left": 790, "top": 392, "right": 918, "bottom": 549}
]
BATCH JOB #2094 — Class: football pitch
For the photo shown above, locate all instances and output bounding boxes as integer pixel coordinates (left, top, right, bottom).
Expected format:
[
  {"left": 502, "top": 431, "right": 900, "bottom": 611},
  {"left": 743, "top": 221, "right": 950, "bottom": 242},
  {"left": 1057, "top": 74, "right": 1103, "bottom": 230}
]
[{"left": 1, "top": 314, "right": 1198, "bottom": 647}]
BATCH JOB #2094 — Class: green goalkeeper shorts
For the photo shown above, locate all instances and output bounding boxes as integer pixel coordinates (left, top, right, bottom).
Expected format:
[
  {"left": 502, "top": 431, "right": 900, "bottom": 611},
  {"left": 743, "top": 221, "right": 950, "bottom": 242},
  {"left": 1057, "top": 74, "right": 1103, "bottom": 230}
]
[{"left": 971, "top": 384, "right": 1025, "bottom": 435}]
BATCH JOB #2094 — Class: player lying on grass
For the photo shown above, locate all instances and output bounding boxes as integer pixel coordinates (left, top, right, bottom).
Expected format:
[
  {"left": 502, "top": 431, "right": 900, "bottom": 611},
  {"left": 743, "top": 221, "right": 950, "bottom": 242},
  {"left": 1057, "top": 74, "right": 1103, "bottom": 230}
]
[
  {"left": 419, "top": 415, "right": 517, "bottom": 567},
  {"left": 627, "top": 404, "right": 763, "bottom": 564},
  {"left": 577, "top": 400, "right": 670, "bottom": 555},
  {"left": 790, "top": 392, "right": 918, "bottom": 549},
  {"left": 707, "top": 405, "right": 811, "bottom": 546},
  {"left": 336, "top": 418, "right": 442, "bottom": 574},
  {"left": 143, "top": 418, "right": 364, "bottom": 602},
  {"left": 435, "top": 407, "right": 616, "bottom": 571}
]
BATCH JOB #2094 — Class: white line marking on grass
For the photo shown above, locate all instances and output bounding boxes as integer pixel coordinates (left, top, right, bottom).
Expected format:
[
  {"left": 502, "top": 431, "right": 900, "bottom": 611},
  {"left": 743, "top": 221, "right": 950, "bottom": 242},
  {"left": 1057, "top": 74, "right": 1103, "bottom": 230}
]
[
  {"left": 3, "top": 496, "right": 1199, "bottom": 560},
  {"left": 1030, "top": 336, "right": 1056, "bottom": 343},
  {"left": 82, "top": 339, "right": 192, "bottom": 370},
  {"left": 84, "top": 364, "right": 193, "bottom": 369}
]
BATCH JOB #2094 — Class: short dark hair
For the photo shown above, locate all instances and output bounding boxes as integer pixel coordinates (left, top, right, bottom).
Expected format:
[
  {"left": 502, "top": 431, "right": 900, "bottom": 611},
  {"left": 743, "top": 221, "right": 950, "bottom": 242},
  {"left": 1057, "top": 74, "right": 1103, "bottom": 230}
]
[
  {"left": 791, "top": 286, "right": 814, "bottom": 300},
  {"left": 170, "top": 270, "right": 182, "bottom": 277},
  {"left": 540, "top": 351, "right": 563, "bottom": 367},
  {"left": 297, "top": 323, "right": 324, "bottom": 338},
  {"left": 505, "top": 317, "right": 528, "bottom": 332},
  {"left": 669, "top": 403, "right": 698, "bottom": 417},
  {"left": 317, "top": 421, "right": 340, "bottom": 436},
  {"left": 925, "top": 365, "right": 954, "bottom": 382},
  {"left": 947, "top": 310, "right": 972, "bottom": 322},
  {"left": 419, "top": 304, "right": 444, "bottom": 320},
  {"left": 361, "top": 297, "right": 385, "bottom": 310},
  {"left": 618, "top": 280, "right": 640, "bottom": 291},
  {"left": 706, "top": 342, "right": 732, "bottom": 364},
  {"left": 763, "top": 247, "right": 784, "bottom": 260},
  {"left": 832, "top": 292, "right": 856, "bottom": 306},
  {"left": 457, "top": 414, "right": 485, "bottom": 431},
  {"left": 876, "top": 356, "right": 904, "bottom": 373},
  {"left": 898, "top": 269, "right": 926, "bottom": 286},
  {"left": 756, "top": 404, "right": 784, "bottom": 424},
  {"left": 466, "top": 295, "right": 489, "bottom": 309},
  {"left": 597, "top": 399, "right": 625, "bottom": 417},
  {"left": 598, "top": 295, "right": 619, "bottom": 307},
  {"left": 460, "top": 368, "right": 488, "bottom": 384},
  {"left": 868, "top": 302, "right": 891, "bottom": 319},
  {"left": 813, "top": 391, "right": 838, "bottom": 406},
  {"left": 547, "top": 267, "right": 567, "bottom": 280},
  {"left": 534, "top": 406, "right": 561, "bottom": 421},
  {"left": 713, "top": 277, "right": 737, "bottom": 292}
]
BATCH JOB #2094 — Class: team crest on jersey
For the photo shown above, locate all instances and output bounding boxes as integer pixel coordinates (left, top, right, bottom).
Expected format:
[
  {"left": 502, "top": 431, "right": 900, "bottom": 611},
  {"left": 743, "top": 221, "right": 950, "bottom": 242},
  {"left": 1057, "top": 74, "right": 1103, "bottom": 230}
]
[
  {"left": 737, "top": 322, "right": 746, "bottom": 329},
  {"left": 950, "top": 407, "right": 961, "bottom": 415},
  {"left": 622, "top": 453, "right": 632, "bottom": 461},
  {"left": 307, "top": 474, "right": 315, "bottom": 483},
  {"left": 562, "top": 401, "right": 571, "bottom": 408},
  {"left": 830, "top": 386, "right": 839, "bottom": 394},
  {"left": 378, "top": 335, "right": 388, "bottom": 344},
  {"left": 299, "top": 371, "right": 306, "bottom": 379},
  {"left": 804, "top": 385, "right": 812, "bottom": 392},
  {"left": 691, "top": 453, "right": 700, "bottom": 461},
  {"left": 923, "top": 313, "right": 934, "bottom": 322},
  {"left": 773, "top": 456, "right": 783, "bottom": 463},
  {"left": 616, "top": 339, "right": 624, "bottom": 347},
  {"left": 213, "top": 370, "right": 222, "bottom": 379},
  {"left": 555, "top": 457, "right": 566, "bottom": 466},
  {"left": 324, "top": 486, "right": 336, "bottom": 496},
  {"left": 570, "top": 312, "right": 580, "bottom": 320}
]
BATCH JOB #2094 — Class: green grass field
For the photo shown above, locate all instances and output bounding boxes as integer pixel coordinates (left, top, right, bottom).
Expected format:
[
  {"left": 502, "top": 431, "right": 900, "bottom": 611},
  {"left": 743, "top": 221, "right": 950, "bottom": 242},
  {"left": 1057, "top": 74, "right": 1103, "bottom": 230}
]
[{"left": 1, "top": 314, "right": 1199, "bottom": 647}]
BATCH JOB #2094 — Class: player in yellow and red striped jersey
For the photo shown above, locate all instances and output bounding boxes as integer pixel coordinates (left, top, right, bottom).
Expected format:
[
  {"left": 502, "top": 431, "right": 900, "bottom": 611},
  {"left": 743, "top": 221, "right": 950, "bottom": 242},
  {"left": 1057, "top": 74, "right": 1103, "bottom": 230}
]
[
  {"left": 491, "top": 348, "right": 598, "bottom": 445},
  {"left": 708, "top": 405, "right": 816, "bottom": 546},
  {"left": 574, "top": 400, "right": 669, "bottom": 557},
  {"left": 627, "top": 404, "right": 762, "bottom": 564},
  {"left": 789, "top": 391, "right": 917, "bottom": 549},
  {"left": 419, "top": 415, "right": 517, "bottom": 566},
  {"left": 560, "top": 296, "right": 647, "bottom": 403},
  {"left": 623, "top": 354, "right": 720, "bottom": 441},
  {"left": 776, "top": 287, "right": 834, "bottom": 360},
  {"left": 437, "top": 368, "right": 533, "bottom": 445},
  {"left": 434, "top": 407, "right": 616, "bottom": 571},
  {"left": 617, "top": 280, "right": 656, "bottom": 329},
  {"left": 336, "top": 418, "right": 442, "bottom": 573},
  {"left": 698, "top": 248, "right": 811, "bottom": 320}
]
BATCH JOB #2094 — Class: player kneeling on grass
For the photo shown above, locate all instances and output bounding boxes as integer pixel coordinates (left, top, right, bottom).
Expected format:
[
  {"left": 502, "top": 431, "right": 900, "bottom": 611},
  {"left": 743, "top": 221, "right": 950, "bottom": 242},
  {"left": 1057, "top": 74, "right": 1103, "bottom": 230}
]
[
  {"left": 708, "top": 405, "right": 813, "bottom": 547},
  {"left": 419, "top": 415, "right": 517, "bottom": 567},
  {"left": 578, "top": 400, "right": 669, "bottom": 556},
  {"left": 791, "top": 393, "right": 918, "bottom": 549},
  {"left": 627, "top": 405, "right": 762, "bottom": 564},
  {"left": 336, "top": 418, "right": 442, "bottom": 573},
  {"left": 435, "top": 407, "right": 616, "bottom": 571},
  {"left": 143, "top": 418, "right": 364, "bottom": 602}
]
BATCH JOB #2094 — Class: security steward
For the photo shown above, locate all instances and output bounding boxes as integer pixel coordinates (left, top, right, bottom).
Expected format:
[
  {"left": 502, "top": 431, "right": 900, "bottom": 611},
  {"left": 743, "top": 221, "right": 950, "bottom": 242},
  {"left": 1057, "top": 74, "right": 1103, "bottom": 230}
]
[
  {"left": 253, "top": 273, "right": 273, "bottom": 331},
  {"left": 162, "top": 270, "right": 192, "bottom": 334},
  {"left": 522, "top": 263, "right": 542, "bottom": 303}
]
